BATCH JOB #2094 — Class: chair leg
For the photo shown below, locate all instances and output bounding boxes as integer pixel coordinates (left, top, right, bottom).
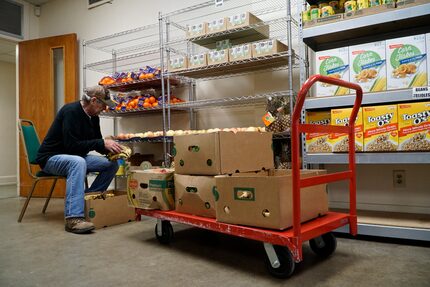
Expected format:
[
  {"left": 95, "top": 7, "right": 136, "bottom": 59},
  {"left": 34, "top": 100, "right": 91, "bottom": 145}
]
[
  {"left": 42, "top": 178, "right": 58, "bottom": 214},
  {"left": 18, "top": 179, "right": 39, "bottom": 223}
]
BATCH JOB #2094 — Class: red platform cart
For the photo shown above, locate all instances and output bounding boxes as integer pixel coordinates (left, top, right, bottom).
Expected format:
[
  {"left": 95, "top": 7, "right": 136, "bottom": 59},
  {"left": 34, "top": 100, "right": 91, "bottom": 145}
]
[{"left": 135, "top": 75, "right": 363, "bottom": 278}]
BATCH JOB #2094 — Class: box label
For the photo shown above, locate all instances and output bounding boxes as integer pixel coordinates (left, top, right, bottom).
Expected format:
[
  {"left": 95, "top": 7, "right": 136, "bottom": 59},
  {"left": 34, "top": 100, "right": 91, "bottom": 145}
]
[
  {"left": 398, "top": 102, "right": 430, "bottom": 151},
  {"left": 331, "top": 108, "right": 363, "bottom": 152},
  {"left": 306, "top": 111, "right": 332, "bottom": 153},
  {"left": 316, "top": 47, "right": 350, "bottom": 96},
  {"left": 363, "top": 105, "right": 398, "bottom": 151}
]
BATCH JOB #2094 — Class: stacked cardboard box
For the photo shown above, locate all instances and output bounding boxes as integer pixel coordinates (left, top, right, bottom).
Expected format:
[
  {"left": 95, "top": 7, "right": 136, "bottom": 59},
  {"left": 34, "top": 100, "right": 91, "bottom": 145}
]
[{"left": 173, "top": 131, "right": 274, "bottom": 218}]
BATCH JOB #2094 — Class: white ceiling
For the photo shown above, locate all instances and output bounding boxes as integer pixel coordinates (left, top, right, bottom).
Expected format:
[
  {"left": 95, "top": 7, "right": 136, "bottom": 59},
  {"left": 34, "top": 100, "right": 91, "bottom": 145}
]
[{"left": 0, "top": 38, "right": 17, "bottom": 63}]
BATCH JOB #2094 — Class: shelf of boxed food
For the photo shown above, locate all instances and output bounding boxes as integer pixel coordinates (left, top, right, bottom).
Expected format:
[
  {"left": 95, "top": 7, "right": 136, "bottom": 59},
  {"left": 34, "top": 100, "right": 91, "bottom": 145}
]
[
  {"left": 168, "top": 90, "right": 292, "bottom": 110},
  {"left": 84, "top": 23, "right": 160, "bottom": 55},
  {"left": 85, "top": 49, "right": 161, "bottom": 74},
  {"left": 181, "top": 17, "right": 294, "bottom": 49},
  {"left": 305, "top": 89, "right": 428, "bottom": 110},
  {"left": 306, "top": 152, "right": 430, "bottom": 164},
  {"left": 303, "top": 2, "right": 430, "bottom": 51},
  {"left": 168, "top": 50, "right": 297, "bottom": 79}
]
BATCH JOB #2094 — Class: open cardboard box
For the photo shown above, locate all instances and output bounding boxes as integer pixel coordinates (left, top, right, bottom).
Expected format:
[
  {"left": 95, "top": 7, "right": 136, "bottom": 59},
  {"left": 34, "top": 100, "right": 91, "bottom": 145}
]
[{"left": 84, "top": 191, "right": 135, "bottom": 229}]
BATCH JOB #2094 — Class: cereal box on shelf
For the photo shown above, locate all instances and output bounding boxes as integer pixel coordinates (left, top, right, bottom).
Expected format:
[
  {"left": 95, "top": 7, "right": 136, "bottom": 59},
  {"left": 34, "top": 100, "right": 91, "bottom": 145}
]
[
  {"left": 349, "top": 41, "right": 387, "bottom": 93},
  {"left": 305, "top": 111, "right": 332, "bottom": 153},
  {"left": 363, "top": 105, "right": 398, "bottom": 152},
  {"left": 398, "top": 102, "right": 430, "bottom": 151},
  {"left": 315, "top": 47, "right": 350, "bottom": 97},
  {"left": 330, "top": 107, "right": 364, "bottom": 152},
  {"left": 386, "top": 34, "right": 427, "bottom": 90}
]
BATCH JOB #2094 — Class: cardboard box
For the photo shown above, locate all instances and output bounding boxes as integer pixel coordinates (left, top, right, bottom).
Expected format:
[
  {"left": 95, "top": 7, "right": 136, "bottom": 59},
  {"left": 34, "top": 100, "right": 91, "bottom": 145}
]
[
  {"left": 252, "top": 39, "right": 288, "bottom": 58},
  {"left": 386, "top": 34, "right": 427, "bottom": 90},
  {"left": 188, "top": 53, "right": 207, "bottom": 69},
  {"left": 174, "top": 174, "right": 217, "bottom": 218},
  {"left": 303, "top": 13, "right": 343, "bottom": 28},
  {"left": 396, "top": 0, "right": 430, "bottom": 9},
  {"left": 173, "top": 131, "right": 274, "bottom": 175},
  {"left": 216, "top": 39, "right": 232, "bottom": 50},
  {"left": 207, "top": 49, "right": 229, "bottom": 65},
  {"left": 344, "top": 3, "right": 395, "bottom": 19},
  {"left": 398, "top": 102, "right": 430, "bottom": 151},
  {"left": 226, "top": 12, "right": 263, "bottom": 30},
  {"left": 127, "top": 168, "right": 175, "bottom": 210},
  {"left": 305, "top": 110, "right": 332, "bottom": 153},
  {"left": 186, "top": 22, "right": 207, "bottom": 39},
  {"left": 350, "top": 41, "right": 387, "bottom": 93},
  {"left": 363, "top": 105, "right": 398, "bottom": 152},
  {"left": 330, "top": 108, "right": 364, "bottom": 152},
  {"left": 207, "top": 17, "right": 227, "bottom": 35},
  {"left": 215, "top": 169, "right": 328, "bottom": 230},
  {"left": 229, "top": 43, "right": 252, "bottom": 61},
  {"left": 85, "top": 191, "right": 135, "bottom": 229},
  {"left": 168, "top": 57, "right": 188, "bottom": 72},
  {"left": 315, "top": 47, "right": 350, "bottom": 97}
]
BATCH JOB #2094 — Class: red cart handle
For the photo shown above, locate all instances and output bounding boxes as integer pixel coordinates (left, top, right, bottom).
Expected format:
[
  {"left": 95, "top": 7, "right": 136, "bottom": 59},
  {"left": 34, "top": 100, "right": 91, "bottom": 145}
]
[{"left": 290, "top": 74, "right": 362, "bottom": 255}]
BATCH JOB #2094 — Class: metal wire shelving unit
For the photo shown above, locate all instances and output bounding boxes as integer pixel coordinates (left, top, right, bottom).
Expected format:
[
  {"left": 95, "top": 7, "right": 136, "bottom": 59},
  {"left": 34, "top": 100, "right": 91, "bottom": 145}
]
[{"left": 159, "top": 0, "right": 305, "bottom": 166}]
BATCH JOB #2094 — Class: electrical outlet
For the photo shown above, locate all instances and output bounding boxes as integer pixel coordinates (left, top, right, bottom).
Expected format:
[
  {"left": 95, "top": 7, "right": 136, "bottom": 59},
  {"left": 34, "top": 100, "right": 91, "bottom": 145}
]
[{"left": 393, "top": 170, "right": 406, "bottom": 188}]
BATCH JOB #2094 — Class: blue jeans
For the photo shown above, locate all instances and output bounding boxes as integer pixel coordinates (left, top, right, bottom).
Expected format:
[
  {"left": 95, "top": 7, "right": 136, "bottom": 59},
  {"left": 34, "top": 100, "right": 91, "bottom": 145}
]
[{"left": 43, "top": 154, "right": 119, "bottom": 218}]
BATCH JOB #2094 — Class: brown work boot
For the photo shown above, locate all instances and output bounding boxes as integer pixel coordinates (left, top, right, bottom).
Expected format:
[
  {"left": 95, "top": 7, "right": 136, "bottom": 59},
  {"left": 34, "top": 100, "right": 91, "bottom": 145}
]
[{"left": 65, "top": 217, "right": 95, "bottom": 234}]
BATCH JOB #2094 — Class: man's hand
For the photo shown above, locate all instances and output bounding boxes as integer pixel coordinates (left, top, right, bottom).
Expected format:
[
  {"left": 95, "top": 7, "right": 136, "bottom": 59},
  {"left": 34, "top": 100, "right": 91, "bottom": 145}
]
[{"left": 104, "top": 139, "right": 123, "bottom": 154}]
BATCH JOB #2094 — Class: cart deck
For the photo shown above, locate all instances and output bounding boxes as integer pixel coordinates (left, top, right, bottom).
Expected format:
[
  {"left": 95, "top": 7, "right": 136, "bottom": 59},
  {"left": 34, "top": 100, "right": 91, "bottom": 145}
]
[{"left": 136, "top": 209, "right": 353, "bottom": 261}]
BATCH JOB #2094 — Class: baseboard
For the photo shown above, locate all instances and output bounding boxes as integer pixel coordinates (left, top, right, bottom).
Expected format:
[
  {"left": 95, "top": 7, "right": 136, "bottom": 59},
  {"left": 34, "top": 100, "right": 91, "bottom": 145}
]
[
  {"left": 330, "top": 201, "right": 430, "bottom": 214},
  {"left": 0, "top": 175, "right": 17, "bottom": 186}
]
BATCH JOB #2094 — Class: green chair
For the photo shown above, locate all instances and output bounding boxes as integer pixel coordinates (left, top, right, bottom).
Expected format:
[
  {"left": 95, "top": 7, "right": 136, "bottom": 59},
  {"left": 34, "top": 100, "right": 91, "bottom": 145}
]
[{"left": 18, "top": 119, "right": 65, "bottom": 222}]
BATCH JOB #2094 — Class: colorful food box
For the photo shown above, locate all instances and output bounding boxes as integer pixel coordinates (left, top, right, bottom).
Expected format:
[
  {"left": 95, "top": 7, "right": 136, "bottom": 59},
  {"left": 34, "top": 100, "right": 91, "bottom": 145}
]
[
  {"left": 398, "top": 102, "right": 430, "bottom": 151},
  {"left": 363, "top": 105, "right": 398, "bottom": 152},
  {"left": 349, "top": 41, "right": 387, "bottom": 93},
  {"left": 315, "top": 47, "right": 350, "bottom": 97},
  {"left": 330, "top": 108, "right": 364, "bottom": 152},
  {"left": 386, "top": 34, "right": 427, "bottom": 90},
  {"left": 305, "top": 110, "right": 332, "bottom": 153}
]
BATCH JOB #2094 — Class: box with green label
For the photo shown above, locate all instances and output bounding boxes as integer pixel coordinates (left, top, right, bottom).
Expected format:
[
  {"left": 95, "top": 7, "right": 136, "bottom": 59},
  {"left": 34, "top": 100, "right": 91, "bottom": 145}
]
[
  {"left": 315, "top": 47, "right": 350, "bottom": 97},
  {"left": 215, "top": 169, "right": 328, "bottom": 230},
  {"left": 349, "top": 41, "right": 387, "bottom": 93},
  {"left": 188, "top": 53, "right": 207, "bottom": 69},
  {"left": 386, "top": 34, "right": 427, "bottom": 90},
  {"left": 173, "top": 131, "right": 274, "bottom": 175},
  {"left": 84, "top": 191, "right": 135, "bottom": 229},
  {"left": 174, "top": 174, "right": 217, "bottom": 218},
  {"left": 127, "top": 168, "right": 175, "bottom": 210}
]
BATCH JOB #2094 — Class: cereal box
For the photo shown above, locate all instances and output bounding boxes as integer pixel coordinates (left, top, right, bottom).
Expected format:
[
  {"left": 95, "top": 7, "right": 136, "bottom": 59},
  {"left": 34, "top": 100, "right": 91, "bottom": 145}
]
[
  {"left": 350, "top": 41, "right": 387, "bottom": 93},
  {"left": 330, "top": 108, "right": 363, "bottom": 152},
  {"left": 386, "top": 34, "right": 428, "bottom": 90},
  {"left": 315, "top": 47, "right": 350, "bottom": 97},
  {"left": 305, "top": 111, "right": 332, "bottom": 153},
  {"left": 363, "top": 105, "right": 398, "bottom": 152},
  {"left": 398, "top": 102, "right": 430, "bottom": 151}
]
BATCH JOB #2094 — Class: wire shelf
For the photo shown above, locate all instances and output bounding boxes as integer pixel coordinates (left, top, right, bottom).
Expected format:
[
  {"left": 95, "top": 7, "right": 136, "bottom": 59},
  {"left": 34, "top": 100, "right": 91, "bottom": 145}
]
[
  {"left": 116, "top": 136, "right": 173, "bottom": 143},
  {"left": 85, "top": 23, "right": 160, "bottom": 55},
  {"left": 85, "top": 49, "right": 162, "bottom": 74},
  {"left": 169, "top": 90, "right": 292, "bottom": 110},
  {"left": 168, "top": 51, "right": 297, "bottom": 79}
]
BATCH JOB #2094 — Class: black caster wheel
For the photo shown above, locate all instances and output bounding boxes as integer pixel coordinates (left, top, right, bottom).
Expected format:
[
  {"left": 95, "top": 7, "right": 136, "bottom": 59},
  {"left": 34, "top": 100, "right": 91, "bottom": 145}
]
[
  {"left": 155, "top": 221, "right": 174, "bottom": 244},
  {"left": 264, "top": 245, "right": 295, "bottom": 279},
  {"left": 309, "top": 232, "right": 337, "bottom": 258}
]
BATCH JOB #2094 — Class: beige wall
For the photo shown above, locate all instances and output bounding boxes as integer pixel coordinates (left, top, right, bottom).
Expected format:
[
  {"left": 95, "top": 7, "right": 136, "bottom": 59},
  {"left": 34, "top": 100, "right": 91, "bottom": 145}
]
[{"left": 0, "top": 61, "right": 17, "bottom": 185}]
